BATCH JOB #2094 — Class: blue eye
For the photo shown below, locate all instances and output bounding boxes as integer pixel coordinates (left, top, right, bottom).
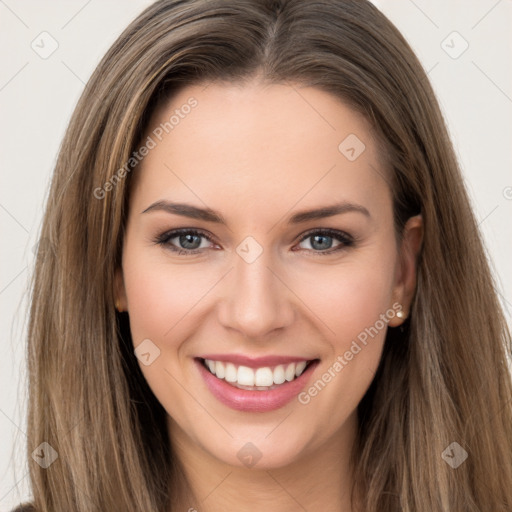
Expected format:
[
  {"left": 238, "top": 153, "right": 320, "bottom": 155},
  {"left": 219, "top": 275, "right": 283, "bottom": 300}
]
[
  {"left": 155, "top": 227, "right": 354, "bottom": 256},
  {"left": 155, "top": 229, "right": 215, "bottom": 255},
  {"left": 296, "top": 229, "right": 354, "bottom": 254}
]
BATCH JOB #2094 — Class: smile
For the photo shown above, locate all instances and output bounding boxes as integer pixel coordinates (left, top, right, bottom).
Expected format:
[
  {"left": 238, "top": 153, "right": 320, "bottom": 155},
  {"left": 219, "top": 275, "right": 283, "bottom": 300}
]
[
  {"left": 202, "top": 358, "right": 311, "bottom": 390},
  {"left": 196, "top": 355, "right": 319, "bottom": 412}
]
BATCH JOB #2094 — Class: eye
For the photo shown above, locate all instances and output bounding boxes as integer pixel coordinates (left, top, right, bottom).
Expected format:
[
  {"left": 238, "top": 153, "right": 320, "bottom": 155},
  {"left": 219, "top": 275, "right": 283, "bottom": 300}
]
[
  {"left": 154, "top": 229, "right": 216, "bottom": 255},
  {"left": 295, "top": 228, "right": 354, "bottom": 254},
  {"left": 154, "top": 227, "right": 355, "bottom": 256}
]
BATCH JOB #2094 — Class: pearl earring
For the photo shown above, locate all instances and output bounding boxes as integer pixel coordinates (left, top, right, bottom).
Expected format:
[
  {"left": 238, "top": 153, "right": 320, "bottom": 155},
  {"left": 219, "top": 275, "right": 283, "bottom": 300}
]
[{"left": 396, "top": 309, "right": 406, "bottom": 319}]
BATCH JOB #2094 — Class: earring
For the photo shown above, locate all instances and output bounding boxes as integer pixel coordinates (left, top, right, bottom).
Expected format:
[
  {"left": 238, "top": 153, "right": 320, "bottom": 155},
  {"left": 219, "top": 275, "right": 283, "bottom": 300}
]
[{"left": 396, "top": 309, "right": 406, "bottom": 319}]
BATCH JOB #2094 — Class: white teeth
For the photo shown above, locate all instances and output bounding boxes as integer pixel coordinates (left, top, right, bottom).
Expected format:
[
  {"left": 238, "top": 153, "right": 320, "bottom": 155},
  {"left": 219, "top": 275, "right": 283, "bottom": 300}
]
[
  {"left": 285, "top": 363, "right": 296, "bottom": 381},
  {"left": 237, "top": 366, "right": 254, "bottom": 386},
  {"left": 203, "top": 358, "right": 312, "bottom": 388},
  {"left": 215, "top": 361, "right": 225, "bottom": 379},
  {"left": 225, "top": 362, "right": 237, "bottom": 383},
  {"left": 255, "top": 367, "right": 274, "bottom": 387},
  {"left": 273, "top": 365, "right": 286, "bottom": 385},
  {"left": 295, "top": 361, "right": 307, "bottom": 377}
]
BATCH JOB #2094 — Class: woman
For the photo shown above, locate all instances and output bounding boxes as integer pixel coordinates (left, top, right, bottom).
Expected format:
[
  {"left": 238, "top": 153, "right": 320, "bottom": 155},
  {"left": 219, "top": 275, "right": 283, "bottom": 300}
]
[{"left": 18, "top": 0, "right": 512, "bottom": 510}]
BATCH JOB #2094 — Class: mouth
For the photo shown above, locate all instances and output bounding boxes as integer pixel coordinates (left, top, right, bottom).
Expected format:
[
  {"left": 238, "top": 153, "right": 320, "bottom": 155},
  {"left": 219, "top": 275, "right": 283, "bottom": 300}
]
[
  {"left": 199, "top": 357, "right": 315, "bottom": 390},
  {"left": 195, "top": 355, "right": 320, "bottom": 412}
]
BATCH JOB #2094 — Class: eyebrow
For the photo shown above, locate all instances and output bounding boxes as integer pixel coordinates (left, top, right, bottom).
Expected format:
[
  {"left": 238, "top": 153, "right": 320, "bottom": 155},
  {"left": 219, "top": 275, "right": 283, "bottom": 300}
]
[{"left": 141, "top": 200, "right": 371, "bottom": 224}]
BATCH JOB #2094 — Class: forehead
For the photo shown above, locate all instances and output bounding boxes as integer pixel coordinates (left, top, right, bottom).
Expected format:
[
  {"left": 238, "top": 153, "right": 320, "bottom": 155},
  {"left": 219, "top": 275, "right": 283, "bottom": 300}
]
[{"left": 129, "top": 81, "right": 391, "bottom": 222}]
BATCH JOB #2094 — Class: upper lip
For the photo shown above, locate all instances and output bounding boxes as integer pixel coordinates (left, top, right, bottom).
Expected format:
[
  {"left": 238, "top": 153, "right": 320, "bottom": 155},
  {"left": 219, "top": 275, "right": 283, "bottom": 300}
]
[{"left": 198, "top": 354, "right": 316, "bottom": 369}]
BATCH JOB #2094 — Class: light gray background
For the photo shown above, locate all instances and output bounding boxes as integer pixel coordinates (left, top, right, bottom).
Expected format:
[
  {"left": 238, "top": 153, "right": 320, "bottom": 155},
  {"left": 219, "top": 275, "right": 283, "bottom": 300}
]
[{"left": 1, "top": 1, "right": 511, "bottom": 509}]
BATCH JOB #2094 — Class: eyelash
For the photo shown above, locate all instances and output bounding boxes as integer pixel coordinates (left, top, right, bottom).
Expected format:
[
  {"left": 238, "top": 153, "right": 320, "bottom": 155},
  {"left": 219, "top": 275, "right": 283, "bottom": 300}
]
[{"left": 154, "top": 227, "right": 355, "bottom": 256}]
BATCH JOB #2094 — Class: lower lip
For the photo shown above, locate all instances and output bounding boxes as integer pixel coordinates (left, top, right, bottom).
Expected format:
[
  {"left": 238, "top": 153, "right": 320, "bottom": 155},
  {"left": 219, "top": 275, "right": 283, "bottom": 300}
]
[{"left": 196, "top": 358, "right": 319, "bottom": 412}]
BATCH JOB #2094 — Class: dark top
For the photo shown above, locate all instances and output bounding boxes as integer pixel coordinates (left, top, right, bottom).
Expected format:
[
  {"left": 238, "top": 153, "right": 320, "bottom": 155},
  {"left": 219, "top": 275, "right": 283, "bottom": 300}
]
[{"left": 11, "top": 505, "right": 36, "bottom": 512}]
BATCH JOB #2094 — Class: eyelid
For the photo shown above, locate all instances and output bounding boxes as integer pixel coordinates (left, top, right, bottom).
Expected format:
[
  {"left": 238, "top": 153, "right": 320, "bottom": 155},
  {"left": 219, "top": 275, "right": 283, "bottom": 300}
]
[
  {"left": 293, "top": 227, "right": 355, "bottom": 254},
  {"left": 296, "top": 227, "right": 354, "bottom": 244},
  {"left": 153, "top": 228, "right": 218, "bottom": 252}
]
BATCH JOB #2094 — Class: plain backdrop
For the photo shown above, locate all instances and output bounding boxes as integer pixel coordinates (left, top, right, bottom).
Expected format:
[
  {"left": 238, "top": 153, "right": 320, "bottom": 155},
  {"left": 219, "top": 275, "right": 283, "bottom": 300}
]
[{"left": 1, "top": 1, "right": 511, "bottom": 509}]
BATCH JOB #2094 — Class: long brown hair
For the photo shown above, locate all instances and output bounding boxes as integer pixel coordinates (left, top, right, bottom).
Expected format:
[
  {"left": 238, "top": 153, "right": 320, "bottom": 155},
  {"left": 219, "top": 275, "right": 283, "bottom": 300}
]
[{"left": 21, "top": 0, "right": 512, "bottom": 510}]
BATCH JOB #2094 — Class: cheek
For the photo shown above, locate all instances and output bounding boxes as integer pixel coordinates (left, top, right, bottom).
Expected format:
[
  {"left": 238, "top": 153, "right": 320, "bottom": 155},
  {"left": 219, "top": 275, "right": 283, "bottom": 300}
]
[
  {"left": 292, "top": 245, "right": 397, "bottom": 345},
  {"left": 121, "top": 249, "right": 211, "bottom": 415},
  {"left": 291, "top": 241, "right": 396, "bottom": 397},
  {"left": 122, "top": 249, "right": 213, "bottom": 344},
  {"left": 326, "top": 265, "right": 393, "bottom": 339},
  {"left": 290, "top": 249, "right": 396, "bottom": 440}
]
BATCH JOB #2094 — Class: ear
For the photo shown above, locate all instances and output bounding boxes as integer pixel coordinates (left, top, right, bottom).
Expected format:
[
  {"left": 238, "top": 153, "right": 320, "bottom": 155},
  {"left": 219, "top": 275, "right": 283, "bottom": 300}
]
[
  {"left": 114, "top": 267, "right": 128, "bottom": 312},
  {"left": 388, "top": 214, "right": 423, "bottom": 327}
]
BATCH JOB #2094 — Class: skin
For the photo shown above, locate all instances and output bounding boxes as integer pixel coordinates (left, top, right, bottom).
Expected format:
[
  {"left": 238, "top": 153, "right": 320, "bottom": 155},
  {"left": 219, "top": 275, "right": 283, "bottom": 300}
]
[{"left": 115, "top": 79, "right": 423, "bottom": 512}]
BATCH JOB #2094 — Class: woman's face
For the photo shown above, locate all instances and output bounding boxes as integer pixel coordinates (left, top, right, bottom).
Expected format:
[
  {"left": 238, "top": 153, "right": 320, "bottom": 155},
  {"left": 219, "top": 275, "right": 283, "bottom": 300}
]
[{"left": 116, "top": 80, "right": 421, "bottom": 469}]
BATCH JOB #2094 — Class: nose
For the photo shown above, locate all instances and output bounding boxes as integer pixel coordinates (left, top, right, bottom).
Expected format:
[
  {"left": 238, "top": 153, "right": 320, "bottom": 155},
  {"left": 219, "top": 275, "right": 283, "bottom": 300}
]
[{"left": 217, "top": 249, "right": 295, "bottom": 339}]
